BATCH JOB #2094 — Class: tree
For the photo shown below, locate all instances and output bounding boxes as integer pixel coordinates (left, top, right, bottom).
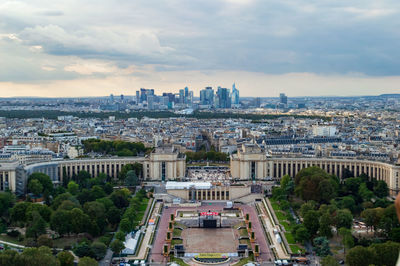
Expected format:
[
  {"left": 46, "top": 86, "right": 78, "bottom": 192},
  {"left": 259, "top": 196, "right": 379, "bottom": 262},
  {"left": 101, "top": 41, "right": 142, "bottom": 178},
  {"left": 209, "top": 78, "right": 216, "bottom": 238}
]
[
  {"left": 313, "top": 237, "right": 331, "bottom": 256},
  {"left": 361, "top": 208, "right": 384, "bottom": 232},
  {"left": 119, "top": 218, "right": 132, "bottom": 233},
  {"left": 374, "top": 180, "right": 389, "bottom": 198},
  {"left": 321, "top": 255, "right": 339, "bottom": 266},
  {"left": 77, "top": 257, "right": 98, "bottom": 266},
  {"left": 67, "top": 181, "right": 79, "bottom": 195},
  {"left": 20, "top": 246, "right": 60, "bottom": 266},
  {"left": 338, "top": 196, "right": 356, "bottom": 214},
  {"left": 346, "top": 246, "right": 376, "bottom": 266},
  {"left": 10, "top": 202, "right": 31, "bottom": 225},
  {"left": 0, "top": 192, "right": 15, "bottom": 218},
  {"left": 335, "top": 209, "right": 353, "bottom": 230},
  {"left": 0, "top": 249, "right": 21, "bottom": 265},
  {"left": 28, "top": 173, "right": 53, "bottom": 195},
  {"left": 319, "top": 213, "right": 333, "bottom": 238},
  {"left": 83, "top": 201, "right": 106, "bottom": 233},
  {"left": 390, "top": 228, "right": 400, "bottom": 242},
  {"left": 358, "top": 183, "right": 374, "bottom": 202},
  {"left": 304, "top": 210, "right": 320, "bottom": 236},
  {"left": 299, "top": 201, "right": 316, "bottom": 217},
  {"left": 90, "top": 242, "right": 107, "bottom": 260},
  {"left": 125, "top": 170, "right": 139, "bottom": 187},
  {"left": 107, "top": 206, "right": 121, "bottom": 226},
  {"left": 344, "top": 177, "right": 362, "bottom": 196},
  {"left": 25, "top": 211, "right": 46, "bottom": 239},
  {"left": 90, "top": 185, "right": 106, "bottom": 199},
  {"left": 57, "top": 251, "right": 74, "bottom": 266},
  {"left": 50, "top": 210, "right": 72, "bottom": 236},
  {"left": 26, "top": 203, "right": 52, "bottom": 222},
  {"left": 37, "top": 234, "right": 53, "bottom": 248},
  {"left": 295, "top": 167, "right": 339, "bottom": 203},
  {"left": 319, "top": 179, "right": 338, "bottom": 203},
  {"left": 76, "top": 171, "right": 91, "bottom": 185},
  {"left": 370, "top": 241, "right": 400, "bottom": 266},
  {"left": 110, "top": 239, "right": 125, "bottom": 254},
  {"left": 115, "top": 231, "right": 125, "bottom": 241},
  {"left": 70, "top": 208, "right": 91, "bottom": 234},
  {"left": 28, "top": 179, "right": 43, "bottom": 196},
  {"left": 74, "top": 242, "right": 93, "bottom": 258},
  {"left": 294, "top": 225, "right": 310, "bottom": 244},
  {"left": 338, "top": 227, "right": 354, "bottom": 256}
]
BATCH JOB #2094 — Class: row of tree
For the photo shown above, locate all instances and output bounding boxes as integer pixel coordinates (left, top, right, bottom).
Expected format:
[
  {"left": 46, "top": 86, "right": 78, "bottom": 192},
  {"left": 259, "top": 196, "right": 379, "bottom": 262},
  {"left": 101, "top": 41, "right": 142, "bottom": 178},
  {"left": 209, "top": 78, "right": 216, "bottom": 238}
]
[
  {"left": 185, "top": 150, "right": 229, "bottom": 162},
  {"left": 82, "top": 139, "right": 149, "bottom": 156},
  {"left": 0, "top": 246, "right": 97, "bottom": 266}
]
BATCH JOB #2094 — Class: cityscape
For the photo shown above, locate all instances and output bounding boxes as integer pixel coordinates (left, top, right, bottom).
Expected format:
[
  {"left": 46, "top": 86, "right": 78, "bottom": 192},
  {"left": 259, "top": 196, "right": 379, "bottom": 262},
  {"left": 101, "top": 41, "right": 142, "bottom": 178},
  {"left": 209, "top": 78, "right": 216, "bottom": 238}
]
[{"left": 1, "top": 1, "right": 400, "bottom": 266}]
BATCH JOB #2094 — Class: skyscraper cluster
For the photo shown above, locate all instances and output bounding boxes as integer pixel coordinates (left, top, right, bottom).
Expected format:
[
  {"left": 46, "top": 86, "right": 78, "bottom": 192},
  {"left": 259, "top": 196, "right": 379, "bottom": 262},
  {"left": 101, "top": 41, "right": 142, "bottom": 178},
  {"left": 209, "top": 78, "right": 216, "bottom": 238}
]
[
  {"left": 200, "top": 83, "right": 240, "bottom": 109},
  {"left": 131, "top": 83, "right": 240, "bottom": 110}
]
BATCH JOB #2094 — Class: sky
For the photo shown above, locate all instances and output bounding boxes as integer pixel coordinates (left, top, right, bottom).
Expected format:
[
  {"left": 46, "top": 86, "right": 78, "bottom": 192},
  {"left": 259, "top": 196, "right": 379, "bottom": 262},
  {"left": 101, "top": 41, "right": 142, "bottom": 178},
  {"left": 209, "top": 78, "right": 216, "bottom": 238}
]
[{"left": 0, "top": 0, "right": 399, "bottom": 97}]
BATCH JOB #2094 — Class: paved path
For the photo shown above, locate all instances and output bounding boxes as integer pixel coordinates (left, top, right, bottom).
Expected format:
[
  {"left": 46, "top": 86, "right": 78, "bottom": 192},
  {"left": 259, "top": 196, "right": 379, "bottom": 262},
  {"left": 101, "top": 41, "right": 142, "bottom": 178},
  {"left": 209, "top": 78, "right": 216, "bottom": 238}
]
[
  {"left": 257, "top": 201, "right": 290, "bottom": 260},
  {"left": 126, "top": 202, "right": 162, "bottom": 261},
  {"left": 240, "top": 204, "right": 274, "bottom": 263}
]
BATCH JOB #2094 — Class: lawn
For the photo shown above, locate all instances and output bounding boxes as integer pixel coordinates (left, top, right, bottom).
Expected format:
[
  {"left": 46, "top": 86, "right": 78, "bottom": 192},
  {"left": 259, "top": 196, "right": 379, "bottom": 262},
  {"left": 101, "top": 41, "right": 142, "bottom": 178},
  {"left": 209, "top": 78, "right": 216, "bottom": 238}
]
[
  {"left": 275, "top": 211, "right": 287, "bottom": 221},
  {"left": 239, "top": 228, "right": 249, "bottom": 237},
  {"left": 171, "top": 256, "right": 190, "bottom": 266},
  {"left": 280, "top": 221, "right": 292, "bottom": 231},
  {"left": 285, "top": 232, "right": 295, "bottom": 244},
  {"left": 171, "top": 239, "right": 183, "bottom": 246},
  {"left": 290, "top": 244, "right": 305, "bottom": 254},
  {"left": 0, "top": 234, "right": 26, "bottom": 246},
  {"left": 270, "top": 200, "right": 282, "bottom": 211},
  {"left": 173, "top": 228, "right": 182, "bottom": 237},
  {"left": 234, "top": 254, "right": 255, "bottom": 266}
]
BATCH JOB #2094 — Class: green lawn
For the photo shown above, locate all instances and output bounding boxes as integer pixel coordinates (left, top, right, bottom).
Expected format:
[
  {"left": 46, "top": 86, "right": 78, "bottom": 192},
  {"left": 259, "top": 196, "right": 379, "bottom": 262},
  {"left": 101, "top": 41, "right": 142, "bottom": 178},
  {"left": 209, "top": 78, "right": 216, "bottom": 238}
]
[
  {"left": 173, "top": 228, "right": 182, "bottom": 237},
  {"left": 275, "top": 211, "right": 287, "bottom": 221},
  {"left": 171, "top": 256, "right": 190, "bottom": 266},
  {"left": 280, "top": 221, "right": 293, "bottom": 231},
  {"left": 290, "top": 244, "right": 305, "bottom": 254},
  {"left": 239, "top": 228, "right": 249, "bottom": 237},
  {"left": 285, "top": 233, "right": 295, "bottom": 244},
  {"left": 171, "top": 239, "right": 183, "bottom": 246},
  {"left": 234, "top": 254, "right": 255, "bottom": 266},
  {"left": 270, "top": 200, "right": 282, "bottom": 211},
  {"left": 0, "top": 234, "right": 26, "bottom": 246}
]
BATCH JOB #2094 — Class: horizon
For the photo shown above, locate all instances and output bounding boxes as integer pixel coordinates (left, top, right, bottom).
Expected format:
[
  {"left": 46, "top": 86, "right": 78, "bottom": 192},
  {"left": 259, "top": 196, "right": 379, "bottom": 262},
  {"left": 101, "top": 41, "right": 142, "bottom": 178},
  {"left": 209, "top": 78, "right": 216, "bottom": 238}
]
[{"left": 1, "top": 1, "right": 400, "bottom": 97}]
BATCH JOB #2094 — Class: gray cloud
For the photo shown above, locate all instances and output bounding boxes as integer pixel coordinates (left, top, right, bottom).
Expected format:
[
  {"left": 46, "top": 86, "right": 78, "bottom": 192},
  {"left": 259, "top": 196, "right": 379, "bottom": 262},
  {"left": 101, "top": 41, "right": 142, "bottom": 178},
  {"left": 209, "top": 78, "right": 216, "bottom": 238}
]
[{"left": 0, "top": 0, "right": 399, "bottom": 95}]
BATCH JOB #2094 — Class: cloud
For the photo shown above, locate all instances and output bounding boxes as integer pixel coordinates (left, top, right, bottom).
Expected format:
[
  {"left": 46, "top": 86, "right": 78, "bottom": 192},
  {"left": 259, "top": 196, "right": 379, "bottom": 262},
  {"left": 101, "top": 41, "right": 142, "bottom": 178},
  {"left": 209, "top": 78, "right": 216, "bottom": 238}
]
[
  {"left": 19, "top": 24, "right": 174, "bottom": 57},
  {"left": 0, "top": 0, "right": 400, "bottom": 96}
]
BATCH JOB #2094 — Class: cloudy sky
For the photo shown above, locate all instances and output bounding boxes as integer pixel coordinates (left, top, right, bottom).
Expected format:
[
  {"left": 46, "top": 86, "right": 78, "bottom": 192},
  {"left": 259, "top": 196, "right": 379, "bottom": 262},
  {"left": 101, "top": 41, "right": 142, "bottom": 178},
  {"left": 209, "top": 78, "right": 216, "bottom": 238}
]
[{"left": 0, "top": 0, "right": 399, "bottom": 97}]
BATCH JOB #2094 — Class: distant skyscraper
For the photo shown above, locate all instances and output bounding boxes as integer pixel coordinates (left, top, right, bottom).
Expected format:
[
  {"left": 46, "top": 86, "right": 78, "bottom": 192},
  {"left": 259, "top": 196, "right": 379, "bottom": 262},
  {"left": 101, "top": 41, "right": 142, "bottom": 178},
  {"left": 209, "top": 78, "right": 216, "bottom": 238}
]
[
  {"left": 216, "top": 87, "right": 231, "bottom": 108},
  {"left": 280, "top": 93, "right": 288, "bottom": 105},
  {"left": 231, "top": 83, "right": 240, "bottom": 105},
  {"left": 200, "top": 87, "right": 214, "bottom": 106},
  {"left": 120, "top": 94, "right": 124, "bottom": 102},
  {"left": 179, "top": 89, "right": 185, "bottom": 104},
  {"left": 147, "top": 95, "right": 154, "bottom": 110},
  {"left": 136, "top": 91, "right": 140, "bottom": 103},
  {"left": 110, "top": 94, "right": 114, "bottom": 102}
]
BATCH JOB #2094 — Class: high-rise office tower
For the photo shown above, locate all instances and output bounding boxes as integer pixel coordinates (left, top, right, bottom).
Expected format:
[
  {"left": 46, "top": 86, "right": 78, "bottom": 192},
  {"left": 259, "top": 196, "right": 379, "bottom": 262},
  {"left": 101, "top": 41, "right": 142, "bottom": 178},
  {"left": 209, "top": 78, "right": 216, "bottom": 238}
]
[
  {"left": 216, "top": 87, "right": 231, "bottom": 108},
  {"left": 110, "top": 94, "right": 114, "bottom": 102},
  {"left": 280, "top": 93, "right": 288, "bottom": 105},
  {"left": 179, "top": 89, "right": 185, "bottom": 104},
  {"left": 231, "top": 83, "right": 240, "bottom": 105},
  {"left": 136, "top": 91, "right": 140, "bottom": 103},
  {"left": 200, "top": 87, "right": 214, "bottom": 105}
]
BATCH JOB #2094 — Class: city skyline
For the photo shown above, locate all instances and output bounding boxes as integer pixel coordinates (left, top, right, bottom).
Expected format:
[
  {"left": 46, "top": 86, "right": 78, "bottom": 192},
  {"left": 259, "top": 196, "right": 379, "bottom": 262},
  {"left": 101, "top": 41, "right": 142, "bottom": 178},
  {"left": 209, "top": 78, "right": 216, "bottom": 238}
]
[{"left": 1, "top": 0, "right": 400, "bottom": 97}]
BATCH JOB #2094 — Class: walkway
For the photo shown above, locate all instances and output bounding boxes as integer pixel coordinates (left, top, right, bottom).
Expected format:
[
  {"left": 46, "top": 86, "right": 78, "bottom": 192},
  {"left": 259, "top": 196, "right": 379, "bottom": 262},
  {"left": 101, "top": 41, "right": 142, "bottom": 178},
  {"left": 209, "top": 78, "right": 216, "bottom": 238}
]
[
  {"left": 240, "top": 204, "right": 274, "bottom": 263},
  {"left": 256, "top": 201, "right": 290, "bottom": 260}
]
